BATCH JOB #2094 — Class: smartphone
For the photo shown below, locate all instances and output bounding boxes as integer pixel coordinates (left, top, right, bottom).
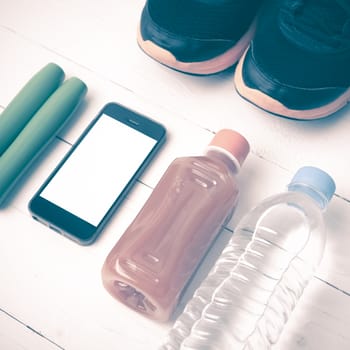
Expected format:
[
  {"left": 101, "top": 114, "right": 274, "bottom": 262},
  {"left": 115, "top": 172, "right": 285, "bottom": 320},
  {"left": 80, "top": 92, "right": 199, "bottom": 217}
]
[{"left": 29, "top": 102, "right": 166, "bottom": 245}]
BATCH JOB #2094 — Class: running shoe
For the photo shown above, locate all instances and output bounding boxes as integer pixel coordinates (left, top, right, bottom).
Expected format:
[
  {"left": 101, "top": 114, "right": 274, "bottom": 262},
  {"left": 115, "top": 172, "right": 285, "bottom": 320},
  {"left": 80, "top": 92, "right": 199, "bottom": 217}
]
[
  {"left": 234, "top": 0, "right": 350, "bottom": 119},
  {"left": 137, "top": 0, "right": 263, "bottom": 75}
]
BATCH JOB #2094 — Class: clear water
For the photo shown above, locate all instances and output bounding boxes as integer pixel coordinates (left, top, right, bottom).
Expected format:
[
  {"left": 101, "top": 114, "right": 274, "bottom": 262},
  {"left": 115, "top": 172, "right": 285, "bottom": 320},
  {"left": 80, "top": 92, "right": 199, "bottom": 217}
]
[{"left": 160, "top": 192, "right": 325, "bottom": 350}]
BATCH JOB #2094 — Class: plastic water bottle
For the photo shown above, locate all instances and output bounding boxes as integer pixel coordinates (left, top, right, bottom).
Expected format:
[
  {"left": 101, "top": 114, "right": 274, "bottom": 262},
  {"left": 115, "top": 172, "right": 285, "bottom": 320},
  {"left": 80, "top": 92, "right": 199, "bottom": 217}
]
[
  {"left": 160, "top": 166, "right": 335, "bottom": 349},
  {"left": 101, "top": 129, "right": 250, "bottom": 322}
]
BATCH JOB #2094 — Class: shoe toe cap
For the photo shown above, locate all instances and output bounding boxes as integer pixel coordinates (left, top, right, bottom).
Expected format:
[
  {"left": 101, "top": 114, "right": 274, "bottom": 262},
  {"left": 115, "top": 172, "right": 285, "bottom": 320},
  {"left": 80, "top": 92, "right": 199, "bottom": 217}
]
[{"left": 240, "top": 46, "right": 348, "bottom": 112}]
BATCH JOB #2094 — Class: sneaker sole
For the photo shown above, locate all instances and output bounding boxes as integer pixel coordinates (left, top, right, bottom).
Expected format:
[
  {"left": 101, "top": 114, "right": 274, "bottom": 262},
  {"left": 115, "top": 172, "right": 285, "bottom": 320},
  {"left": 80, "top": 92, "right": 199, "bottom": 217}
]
[
  {"left": 137, "top": 21, "right": 257, "bottom": 75},
  {"left": 234, "top": 49, "right": 350, "bottom": 120}
]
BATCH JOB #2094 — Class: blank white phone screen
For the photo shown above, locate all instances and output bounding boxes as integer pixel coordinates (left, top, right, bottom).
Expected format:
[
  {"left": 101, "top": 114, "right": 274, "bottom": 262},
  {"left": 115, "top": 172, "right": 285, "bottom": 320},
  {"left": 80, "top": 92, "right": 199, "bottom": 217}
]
[{"left": 41, "top": 114, "right": 157, "bottom": 226}]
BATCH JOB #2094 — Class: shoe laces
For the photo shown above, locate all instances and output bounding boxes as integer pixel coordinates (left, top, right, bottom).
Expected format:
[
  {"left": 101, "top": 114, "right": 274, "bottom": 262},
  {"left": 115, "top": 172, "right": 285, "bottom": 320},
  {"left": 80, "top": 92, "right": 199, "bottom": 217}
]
[{"left": 280, "top": 0, "right": 350, "bottom": 52}]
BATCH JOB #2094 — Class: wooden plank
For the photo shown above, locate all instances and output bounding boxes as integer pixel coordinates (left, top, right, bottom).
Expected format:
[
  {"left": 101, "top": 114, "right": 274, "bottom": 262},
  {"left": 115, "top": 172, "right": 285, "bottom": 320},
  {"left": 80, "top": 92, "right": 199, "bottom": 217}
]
[
  {"left": 0, "top": 1, "right": 350, "bottom": 349},
  {"left": 276, "top": 277, "right": 350, "bottom": 350},
  {"left": 0, "top": 309, "right": 61, "bottom": 350}
]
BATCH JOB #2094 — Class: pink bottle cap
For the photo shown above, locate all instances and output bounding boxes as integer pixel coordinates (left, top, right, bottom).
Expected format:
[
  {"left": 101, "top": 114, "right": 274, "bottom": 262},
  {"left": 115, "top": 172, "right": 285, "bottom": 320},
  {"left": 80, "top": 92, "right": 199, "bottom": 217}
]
[{"left": 206, "top": 129, "right": 250, "bottom": 170}]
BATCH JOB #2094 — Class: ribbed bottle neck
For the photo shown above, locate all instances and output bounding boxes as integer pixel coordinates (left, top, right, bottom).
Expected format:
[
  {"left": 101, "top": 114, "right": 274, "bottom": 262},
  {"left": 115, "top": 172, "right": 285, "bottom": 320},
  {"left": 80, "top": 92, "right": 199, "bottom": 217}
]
[
  {"left": 205, "top": 145, "right": 240, "bottom": 173},
  {"left": 287, "top": 183, "right": 329, "bottom": 210}
]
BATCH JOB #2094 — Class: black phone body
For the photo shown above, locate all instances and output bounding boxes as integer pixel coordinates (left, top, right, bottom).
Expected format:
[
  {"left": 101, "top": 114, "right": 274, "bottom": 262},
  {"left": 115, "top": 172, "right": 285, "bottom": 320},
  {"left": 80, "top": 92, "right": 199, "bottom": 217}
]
[{"left": 29, "top": 102, "right": 166, "bottom": 245}]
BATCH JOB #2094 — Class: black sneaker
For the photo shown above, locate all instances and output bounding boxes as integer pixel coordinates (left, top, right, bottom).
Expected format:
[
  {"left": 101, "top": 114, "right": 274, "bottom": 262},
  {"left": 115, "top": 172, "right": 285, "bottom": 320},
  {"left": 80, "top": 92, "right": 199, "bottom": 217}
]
[
  {"left": 137, "top": 0, "right": 263, "bottom": 75},
  {"left": 234, "top": 0, "right": 350, "bottom": 120}
]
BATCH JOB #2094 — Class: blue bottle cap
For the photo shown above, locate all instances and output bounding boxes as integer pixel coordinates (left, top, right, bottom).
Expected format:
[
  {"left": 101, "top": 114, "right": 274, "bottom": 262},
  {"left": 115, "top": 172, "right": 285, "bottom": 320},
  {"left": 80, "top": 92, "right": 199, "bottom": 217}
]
[{"left": 288, "top": 166, "right": 336, "bottom": 208}]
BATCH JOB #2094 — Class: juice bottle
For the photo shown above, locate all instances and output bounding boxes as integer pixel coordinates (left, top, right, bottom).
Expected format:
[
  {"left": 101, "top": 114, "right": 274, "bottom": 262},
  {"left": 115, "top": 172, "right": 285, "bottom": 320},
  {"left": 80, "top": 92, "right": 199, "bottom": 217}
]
[{"left": 101, "top": 129, "right": 250, "bottom": 321}]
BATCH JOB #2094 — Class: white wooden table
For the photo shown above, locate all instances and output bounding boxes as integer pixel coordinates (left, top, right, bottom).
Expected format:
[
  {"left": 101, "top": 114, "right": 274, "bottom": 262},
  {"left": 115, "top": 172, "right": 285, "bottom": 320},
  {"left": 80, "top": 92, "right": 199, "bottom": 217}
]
[{"left": 1, "top": 1, "right": 349, "bottom": 349}]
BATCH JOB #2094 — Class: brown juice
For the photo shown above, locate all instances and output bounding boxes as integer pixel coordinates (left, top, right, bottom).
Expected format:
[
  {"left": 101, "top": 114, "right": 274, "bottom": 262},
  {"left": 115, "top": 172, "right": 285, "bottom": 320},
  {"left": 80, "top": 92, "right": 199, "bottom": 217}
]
[{"left": 101, "top": 130, "right": 249, "bottom": 322}]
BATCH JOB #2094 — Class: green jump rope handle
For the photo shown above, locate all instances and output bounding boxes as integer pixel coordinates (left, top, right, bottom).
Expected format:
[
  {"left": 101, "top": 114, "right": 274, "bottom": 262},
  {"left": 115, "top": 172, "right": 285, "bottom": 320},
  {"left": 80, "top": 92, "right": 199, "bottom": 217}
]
[
  {"left": 0, "top": 63, "right": 65, "bottom": 156},
  {"left": 0, "top": 77, "right": 87, "bottom": 206}
]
